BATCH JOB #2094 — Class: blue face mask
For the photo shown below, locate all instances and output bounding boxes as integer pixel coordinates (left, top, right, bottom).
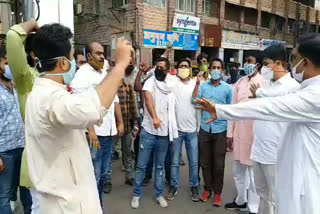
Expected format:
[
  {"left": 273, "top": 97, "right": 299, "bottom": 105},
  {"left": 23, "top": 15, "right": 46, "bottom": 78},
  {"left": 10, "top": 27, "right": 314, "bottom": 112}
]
[
  {"left": 244, "top": 63, "right": 256, "bottom": 76},
  {"left": 210, "top": 69, "right": 221, "bottom": 81},
  {"left": 4, "top": 65, "right": 12, "bottom": 80},
  {"left": 40, "top": 57, "right": 76, "bottom": 85}
]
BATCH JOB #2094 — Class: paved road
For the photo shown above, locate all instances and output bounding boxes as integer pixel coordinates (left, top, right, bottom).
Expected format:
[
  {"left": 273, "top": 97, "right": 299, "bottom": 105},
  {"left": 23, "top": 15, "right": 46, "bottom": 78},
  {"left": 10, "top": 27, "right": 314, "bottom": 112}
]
[
  {"left": 103, "top": 151, "right": 242, "bottom": 214},
  {"left": 16, "top": 151, "right": 243, "bottom": 214}
]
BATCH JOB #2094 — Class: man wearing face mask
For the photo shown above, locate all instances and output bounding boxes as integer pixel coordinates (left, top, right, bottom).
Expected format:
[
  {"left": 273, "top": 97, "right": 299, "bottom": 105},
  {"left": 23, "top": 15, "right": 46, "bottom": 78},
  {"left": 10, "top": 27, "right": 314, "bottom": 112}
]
[
  {"left": 0, "top": 52, "right": 26, "bottom": 214},
  {"left": 24, "top": 23, "right": 132, "bottom": 214},
  {"left": 132, "top": 57, "right": 178, "bottom": 209},
  {"left": 248, "top": 44, "right": 299, "bottom": 214},
  {"left": 192, "top": 58, "right": 233, "bottom": 207},
  {"left": 194, "top": 33, "right": 320, "bottom": 214},
  {"left": 164, "top": 58, "right": 200, "bottom": 202},
  {"left": 117, "top": 53, "right": 139, "bottom": 186},
  {"left": 224, "top": 56, "right": 263, "bottom": 214},
  {"left": 70, "top": 41, "right": 124, "bottom": 207}
]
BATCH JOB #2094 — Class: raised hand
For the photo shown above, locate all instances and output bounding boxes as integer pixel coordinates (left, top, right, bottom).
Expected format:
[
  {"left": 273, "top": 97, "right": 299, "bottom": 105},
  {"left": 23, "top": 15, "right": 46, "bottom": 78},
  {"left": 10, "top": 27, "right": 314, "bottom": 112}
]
[
  {"left": 249, "top": 83, "right": 260, "bottom": 98},
  {"left": 194, "top": 98, "right": 217, "bottom": 123},
  {"left": 114, "top": 39, "right": 133, "bottom": 68}
]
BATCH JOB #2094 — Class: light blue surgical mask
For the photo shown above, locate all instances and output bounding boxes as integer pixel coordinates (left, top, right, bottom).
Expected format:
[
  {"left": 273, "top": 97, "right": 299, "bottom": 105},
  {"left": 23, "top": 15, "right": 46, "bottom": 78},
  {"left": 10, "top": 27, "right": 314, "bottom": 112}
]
[
  {"left": 244, "top": 63, "right": 256, "bottom": 76},
  {"left": 40, "top": 57, "right": 76, "bottom": 85},
  {"left": 210, "top": 69, "right": 221, "bottom": 81},
  {"left": 4, "top": 65, "right": 12, "bottom": 80}
]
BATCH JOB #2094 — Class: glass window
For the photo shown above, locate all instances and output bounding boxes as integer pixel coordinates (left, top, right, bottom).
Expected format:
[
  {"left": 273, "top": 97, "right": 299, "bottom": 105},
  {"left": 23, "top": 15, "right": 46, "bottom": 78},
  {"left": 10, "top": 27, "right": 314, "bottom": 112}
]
[
  {"left": 145, "top": 0, "right": 166, "bottom": 7},
  {"left": 176, "top": 0, "right": 194, "bottom": 12},
  {"left": 112, "top": 0, "right": 128, "bottom": 8},
  {"left": 186, "top": 0, "right": 195, "bottom": 12},
  {"left": 202, "top": 0, "right": 211, "bottom": 17},
  {"left": 176, "top": 0, "right": 185, "bottom": 11}
]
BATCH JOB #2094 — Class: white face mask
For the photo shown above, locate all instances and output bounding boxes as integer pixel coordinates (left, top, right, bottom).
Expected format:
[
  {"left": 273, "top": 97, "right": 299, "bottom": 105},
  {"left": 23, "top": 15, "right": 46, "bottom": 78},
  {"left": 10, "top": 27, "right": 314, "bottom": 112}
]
[
  {"left": 291, "top": 59, "right": 305, "bottom": 83},
  {"left": 261, "top": 66, "right": 273, "bottom": 80}
]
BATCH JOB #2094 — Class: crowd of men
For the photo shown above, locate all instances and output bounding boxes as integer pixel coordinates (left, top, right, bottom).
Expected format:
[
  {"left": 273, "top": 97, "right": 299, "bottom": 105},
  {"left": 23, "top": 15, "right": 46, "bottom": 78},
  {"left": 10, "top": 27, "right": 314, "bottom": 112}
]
[{"left": 0, "top": 18, "right": 319, "bottom": 214}]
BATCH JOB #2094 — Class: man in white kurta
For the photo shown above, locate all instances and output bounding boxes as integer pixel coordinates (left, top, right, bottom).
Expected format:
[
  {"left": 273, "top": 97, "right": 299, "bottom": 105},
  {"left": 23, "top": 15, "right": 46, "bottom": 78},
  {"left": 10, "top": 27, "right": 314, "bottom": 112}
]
[
  {"left": 24, "top": 23, "right": 132, "bottom": 214},
  {"left": 195, "top": 33, "right": 320, "bottom": 214}
]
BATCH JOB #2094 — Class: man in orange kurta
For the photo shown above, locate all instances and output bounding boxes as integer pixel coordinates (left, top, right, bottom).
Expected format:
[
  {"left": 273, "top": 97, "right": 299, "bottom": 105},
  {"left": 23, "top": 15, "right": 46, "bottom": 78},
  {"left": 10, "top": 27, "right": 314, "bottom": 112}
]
[{"left": 225, "top": 56, "right": 264, "bottom": 214}]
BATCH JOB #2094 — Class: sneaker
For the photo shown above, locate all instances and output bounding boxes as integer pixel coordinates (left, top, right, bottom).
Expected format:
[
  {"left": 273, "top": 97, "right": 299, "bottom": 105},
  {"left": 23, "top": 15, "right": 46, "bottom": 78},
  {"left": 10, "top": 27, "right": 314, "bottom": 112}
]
[
  {"left": 156, "top": 196, "right": 168, "bottom": 208},
  {"left": 224, "top": 201, "right": 248, "bottom": 211},
  {"left": 213, "top": 194, "right": 222, "bottom": 207},
  {"left": 10, "top": 201, "right": 17, "bottom": 212},
  {"left": 191, "top": 187, "right": 200, "bottom": 202},
  {"left": 166, "top": 186, "right": 178, "bottom": 201},
  {"left": 131, "top": 196, "right": 140, "bottom": 209},
  {"left": 125, "top": 178, "right": 135, "bottom": 186},
  {"left": 103, "top": 182, "right": 112, "bottom": 194},
  {"left": 200, "top": 190, "right": 212, "bottom": 202},
  {"left": 142, "top": 177, "right": 151, "bottom": 186}
]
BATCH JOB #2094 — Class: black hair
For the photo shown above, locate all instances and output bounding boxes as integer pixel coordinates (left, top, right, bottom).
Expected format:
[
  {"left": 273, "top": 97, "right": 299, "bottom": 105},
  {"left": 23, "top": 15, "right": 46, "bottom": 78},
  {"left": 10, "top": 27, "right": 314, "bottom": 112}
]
[
  {"left": 25, "top": 33, "right": 36, "bottom": 67},
  {"left": 33, "top": 23, "right": 73, "bottom": 72},
  {"left": 197, "top": 53, "right": 208, "bottom": 64},
  {"left": 264, "top": 43, "right": 287, "bottom": 62},
  {"left": 177, "top": 58, "right": 191, "bottom": 68},
  {"left": 74, "top": 52, "right": 84, "bottom": 61},
  {"left": 0, "top": 47, "right": 6, "bottom": 59},
  {"left": 210, "top": 58, "right": 224, "bottom": 68},
  {"left": 156, "top": 57, "right": 170, "bottom": 70},
  {"left": 297, "top": 33, "right": 320, "bottom": 67}
]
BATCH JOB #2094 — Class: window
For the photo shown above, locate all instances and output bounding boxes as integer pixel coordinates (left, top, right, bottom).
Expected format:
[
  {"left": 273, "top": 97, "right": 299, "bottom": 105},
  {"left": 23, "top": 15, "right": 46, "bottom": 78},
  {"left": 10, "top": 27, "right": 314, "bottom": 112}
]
[
  {"left": 276, "top": 16, "right": 284, "bottom": 32},
  {"left": 176, "top": 0, "right": 195, "bottom": 12},
  {"left": 244, "top": 7, "right": 257, "bottom": 25},
  {"left": 288, "top": 19, "right": 296, "bottom": 33},
  {"left": 261, "top": 12, "right": 272, "bottom": 28},
  {"left": 144, "top": 0, "right": 166, "bottom": 7},
  {"left": 112, "top": 0, "right": 128, "bottom": 8},
  {"left": 202, "top": 0, "right": 211, "bottom": 17}
]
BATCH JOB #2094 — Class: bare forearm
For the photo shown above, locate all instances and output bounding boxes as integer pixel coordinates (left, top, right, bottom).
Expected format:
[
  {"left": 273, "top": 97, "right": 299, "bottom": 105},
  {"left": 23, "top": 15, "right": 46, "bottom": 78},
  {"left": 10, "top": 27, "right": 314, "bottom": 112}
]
[
  {"left": 115, "top": 103, "right": 124, "bottom": 125},
  {"left": 192, "top": 84, "right": 200, "bottom": 98},
  {"left": 96, "top": 64, "right": 126, "bottom": 108},
  {"left": 144, "top": 92, "right": 157, "bottom": 119},
  {"left": 134, "top": 70, "right": 143, "bottom": 92},
  {"left": 20, "top": 18, "right": 37, "bottom": 34}
]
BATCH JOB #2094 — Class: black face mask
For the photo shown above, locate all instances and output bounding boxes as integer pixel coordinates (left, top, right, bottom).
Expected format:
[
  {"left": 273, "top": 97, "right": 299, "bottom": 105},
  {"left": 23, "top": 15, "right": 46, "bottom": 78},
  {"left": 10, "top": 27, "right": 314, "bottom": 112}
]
[
  {"left": 125, "top": 65, "right": 134, "bottom": 76},
  {"left": 155, "top": 67, "right": 166, "bottom": 81}
]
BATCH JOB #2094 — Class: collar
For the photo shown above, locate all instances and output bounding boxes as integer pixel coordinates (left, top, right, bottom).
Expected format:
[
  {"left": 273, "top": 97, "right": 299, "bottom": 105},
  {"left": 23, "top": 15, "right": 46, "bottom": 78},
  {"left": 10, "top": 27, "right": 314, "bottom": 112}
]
[
  {"left": 300, "top": 74, "right": 320, "bottom": 89},
  {"left": 273, "top": 72, "right": 291, "bottom": 86},
  {"left": 35, "top": 77, "right": 67, "bottom": 91}
]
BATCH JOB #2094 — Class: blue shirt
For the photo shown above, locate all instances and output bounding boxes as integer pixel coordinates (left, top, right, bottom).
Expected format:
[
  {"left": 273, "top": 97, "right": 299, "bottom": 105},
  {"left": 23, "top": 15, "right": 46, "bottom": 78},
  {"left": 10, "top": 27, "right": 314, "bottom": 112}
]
[
  {"left": 0, "top": 82, "right": 25, "bottom": 152},
  {"left": 196, "top": 80, "right": 233, "bottom": 133}
]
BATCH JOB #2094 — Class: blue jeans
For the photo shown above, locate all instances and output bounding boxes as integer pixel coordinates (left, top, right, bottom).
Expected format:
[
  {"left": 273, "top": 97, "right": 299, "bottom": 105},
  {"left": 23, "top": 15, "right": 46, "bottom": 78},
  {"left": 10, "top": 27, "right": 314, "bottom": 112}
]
[
  {"left": 170, "top": 131, "right": 199, "bottom": 188},
  {"left": 104, "top": 136, "right": 116, "bottom": 183},
  {"left": 144, "top": 151, "right": 154, "bottom": 180},
  {"left": 133, "top": 129, "right": 169, "bottom": 198},
  {"left": 90, "top": 136, "right": 113, "bottom": 206},
  {"left": 0, "top": 148, "right": 28, "bottom": 214}
]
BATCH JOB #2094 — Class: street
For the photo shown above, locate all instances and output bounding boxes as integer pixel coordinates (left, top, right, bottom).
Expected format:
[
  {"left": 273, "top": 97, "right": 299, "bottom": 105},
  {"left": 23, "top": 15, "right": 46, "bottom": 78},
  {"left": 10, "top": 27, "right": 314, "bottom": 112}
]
[{"left": 103, "top": 151, "right": 239, "bottom": 214}]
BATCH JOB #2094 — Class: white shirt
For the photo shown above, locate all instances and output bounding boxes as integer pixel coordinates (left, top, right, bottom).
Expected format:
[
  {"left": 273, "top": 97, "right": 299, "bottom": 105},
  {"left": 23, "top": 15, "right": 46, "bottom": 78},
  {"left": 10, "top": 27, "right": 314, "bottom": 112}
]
[
  {"left": 142, "top": 76, "right": 169, "bottom": 136},
  {"left": 251, "top": 73, "right": 300, "bottom": 164},
  {"left": 216, "top": 75, "right": 320, "bottom": 214},
  {"left": 71, "top": 63, "right": 118, "bottom": 136},
  {"left": 25, "top": 78, "right": 105, "bottom": 214},
  {"left": 170, "top": 77, "right": 197, "bottom": 133}
]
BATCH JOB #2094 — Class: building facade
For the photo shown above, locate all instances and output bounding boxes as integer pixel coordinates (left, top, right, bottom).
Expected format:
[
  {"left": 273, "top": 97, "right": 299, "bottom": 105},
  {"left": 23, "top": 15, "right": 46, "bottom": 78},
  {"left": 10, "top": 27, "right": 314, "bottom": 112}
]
[{"left": 74, "top": 0, "right": 320, "bottom": 66}]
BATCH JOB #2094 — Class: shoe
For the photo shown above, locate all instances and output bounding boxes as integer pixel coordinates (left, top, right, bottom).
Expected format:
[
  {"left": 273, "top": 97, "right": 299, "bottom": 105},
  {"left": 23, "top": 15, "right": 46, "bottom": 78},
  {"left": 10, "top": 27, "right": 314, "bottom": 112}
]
[
  {"left": 200, "top": 190, "right": 212, "bottom": 202},
  {"left": 213, "top": 194, "right": 222, "bottom": 207},
  {"left": 131, "top": 196, "right": 140, "bottom": 209},
  {"left": 103, "top": 182, "right": 112, "bottom": 194},
  {"left": 125, "top": 178, "right": 134, "bottom": 186},
  {"left": 121, "top": 165, "right": 126, "bottom": 172},
  {"left": 180, "top": 159, "right": 186, "bottom": 166},
  {"left": 191, "top": 187, "right": 200, "bottom": 202},
  {"left": 10, "top": 201, "right": 17, "bottom": 212},
  {"left": 224, "top": 201, "right": 247, "bottom": 211},
  {"left": 142, "top": 177, "right": 151, "bottom": 186},
  {"left": 155, "top": 196, "right": 168, "bottom": 208},
  {"left": 166, "top": 186, "right": 178, "bottom": 201}
]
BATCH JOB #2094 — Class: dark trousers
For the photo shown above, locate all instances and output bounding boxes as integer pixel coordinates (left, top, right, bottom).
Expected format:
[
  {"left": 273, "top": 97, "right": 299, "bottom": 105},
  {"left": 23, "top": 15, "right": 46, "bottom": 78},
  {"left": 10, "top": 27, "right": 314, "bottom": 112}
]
[{"left": 198, "top": 129, "right": 227, "bottom": 194}]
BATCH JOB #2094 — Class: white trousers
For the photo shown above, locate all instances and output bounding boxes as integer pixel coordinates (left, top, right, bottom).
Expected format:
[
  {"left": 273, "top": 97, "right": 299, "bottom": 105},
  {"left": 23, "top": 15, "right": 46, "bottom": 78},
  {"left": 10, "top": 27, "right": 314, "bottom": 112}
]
[
  {"left": 252, "top": 161, "right": 276, "bottom": 214},
  {"left": 30, "top": 188, "right": 40, "bottom": 214},
  {"left": 232, "top": 160, "right": 260, "bottom": 213}
]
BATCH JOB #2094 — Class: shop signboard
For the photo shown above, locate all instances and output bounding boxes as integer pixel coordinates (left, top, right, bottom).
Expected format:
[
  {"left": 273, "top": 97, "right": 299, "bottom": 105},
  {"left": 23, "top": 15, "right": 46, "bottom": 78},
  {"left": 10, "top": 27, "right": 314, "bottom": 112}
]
[
  {"left": 142, "top": 29, "right": 198, "bottom": 51},
  {"left": 259, "top": 39, "right": 286, "bottom": 50},
  {"left": 222, "top": 30, "right": 260, "bottom": 50},
  {"left": 172, "top": 14, "right": 200, "bottom": 34}
]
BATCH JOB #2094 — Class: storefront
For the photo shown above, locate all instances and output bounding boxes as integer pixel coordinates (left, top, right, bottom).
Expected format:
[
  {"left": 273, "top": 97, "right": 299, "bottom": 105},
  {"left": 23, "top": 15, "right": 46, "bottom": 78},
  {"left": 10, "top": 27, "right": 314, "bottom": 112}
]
[
  {"left": 221, "top": 30, "right": 260, "bottom": 66},
  {"left": 199, "top": 24, "right": 222, "bottom": 61}
]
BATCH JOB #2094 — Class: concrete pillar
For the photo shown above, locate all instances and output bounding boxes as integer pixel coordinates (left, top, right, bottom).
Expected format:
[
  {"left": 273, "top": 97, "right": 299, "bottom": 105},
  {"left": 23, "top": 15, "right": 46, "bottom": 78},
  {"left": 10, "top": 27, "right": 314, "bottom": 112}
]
[
  {"left": 257, "top": 0, "right": 262, "bottom": 28},
  {"left": 219, "top": 0, "right": 226, "bottom": 27},
  {"left": 238, "top": 49, "right": 244, "bottom": 66},
  {"left": 219, "top": 48, "right": 224, "bottom": 61}
]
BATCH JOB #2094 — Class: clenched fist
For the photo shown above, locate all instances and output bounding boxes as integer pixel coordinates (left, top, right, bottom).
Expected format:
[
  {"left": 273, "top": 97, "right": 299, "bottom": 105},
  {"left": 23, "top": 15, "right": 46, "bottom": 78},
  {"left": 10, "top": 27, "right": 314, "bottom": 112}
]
[{"left": 114, "top": 39, "right": 134, "bottom": 68}]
